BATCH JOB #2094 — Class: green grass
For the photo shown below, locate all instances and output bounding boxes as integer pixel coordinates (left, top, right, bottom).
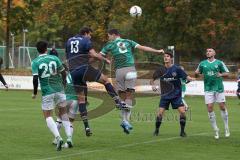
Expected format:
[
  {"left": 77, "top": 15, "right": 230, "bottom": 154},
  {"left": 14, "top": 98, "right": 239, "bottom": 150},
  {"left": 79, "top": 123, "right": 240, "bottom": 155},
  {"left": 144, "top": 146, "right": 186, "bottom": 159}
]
[{"left": 0, "top": 90, "right": 239, "bottom": 160}]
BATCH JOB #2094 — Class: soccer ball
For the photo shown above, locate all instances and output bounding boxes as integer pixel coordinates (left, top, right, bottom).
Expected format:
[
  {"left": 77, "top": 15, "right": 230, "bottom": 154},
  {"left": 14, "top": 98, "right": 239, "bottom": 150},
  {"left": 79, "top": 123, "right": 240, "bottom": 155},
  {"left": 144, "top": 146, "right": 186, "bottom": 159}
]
[{"left": 130, "top": 5, "right": 142, "bottom": 18}]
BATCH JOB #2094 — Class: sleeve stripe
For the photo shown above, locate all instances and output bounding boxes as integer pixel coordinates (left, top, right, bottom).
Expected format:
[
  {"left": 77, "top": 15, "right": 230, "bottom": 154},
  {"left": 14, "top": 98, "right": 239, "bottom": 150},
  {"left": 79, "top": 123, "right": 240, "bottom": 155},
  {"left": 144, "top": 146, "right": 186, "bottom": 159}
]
[
  {"left": 100, "top": 52, "right": 106, "bottom": 55},
  {"left": 135, "top": 44, "right": 140, "bottom": 48},
  {"left": 32, "top": 73, "right": 38, "bottom": 76},
  {"left": 221, "top": 62, "right": 229, "bottom": 72}
]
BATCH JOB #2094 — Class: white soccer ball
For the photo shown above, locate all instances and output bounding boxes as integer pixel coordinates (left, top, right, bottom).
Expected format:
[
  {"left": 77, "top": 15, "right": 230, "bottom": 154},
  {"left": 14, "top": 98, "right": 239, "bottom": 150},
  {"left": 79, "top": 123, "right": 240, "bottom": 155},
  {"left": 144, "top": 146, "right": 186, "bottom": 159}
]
[{"left": 130, "top": 5, "right": 142, "bottom": 18}]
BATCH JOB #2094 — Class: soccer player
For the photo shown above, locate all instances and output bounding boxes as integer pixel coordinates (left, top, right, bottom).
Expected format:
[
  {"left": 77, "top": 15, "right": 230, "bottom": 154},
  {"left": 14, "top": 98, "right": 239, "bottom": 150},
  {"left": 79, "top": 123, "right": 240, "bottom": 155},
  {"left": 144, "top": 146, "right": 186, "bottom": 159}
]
[
  {"left": 195, "top": 48, "right": 230, "bottom": 139},
  {"left": 237, "top": 69, "right": 240, "bottom": 100},
  {"left": 66, "top": 27, "right": 126, "bottom": 136},
  {"left": 53, "top": 73, "right": 81, "bottom": 147},
  {"left": 150, "top": 52, "right": 195, "bottom": 137},
  {"left": 100, "top": 29, "right": 164, "bottom": 134},
  {"left": 0, "top": 57, "right": 8, "bottom": 90},
  {"left": 180, "top": 66, "right": 189, "bottom": 111},
  {"left": 31, "top": 41, "right": 73, "bottom": 151}
]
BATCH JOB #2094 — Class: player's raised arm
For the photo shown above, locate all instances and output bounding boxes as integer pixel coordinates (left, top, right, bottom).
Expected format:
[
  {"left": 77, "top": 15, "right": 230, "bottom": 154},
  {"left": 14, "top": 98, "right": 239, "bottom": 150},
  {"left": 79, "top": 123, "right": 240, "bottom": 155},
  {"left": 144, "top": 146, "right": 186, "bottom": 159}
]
[{"left": 136, "top": 45, "right": 164, "bottom": 54}]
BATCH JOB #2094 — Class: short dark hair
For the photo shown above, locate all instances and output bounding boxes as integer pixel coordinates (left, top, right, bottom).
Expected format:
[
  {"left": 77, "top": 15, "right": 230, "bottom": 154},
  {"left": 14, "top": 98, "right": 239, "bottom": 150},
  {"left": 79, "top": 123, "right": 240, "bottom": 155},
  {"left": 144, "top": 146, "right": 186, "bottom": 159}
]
[
  {"left": 164, "top": 52, "right": 173, "bottom": 58},
  {"left": 108, "top": 29, "right": 120, "bottom": 35},
  {"left": 36, "top": 41, "right": 48, "bottom": 54},
  {"left": 80, "top": 27, "right": 93, "bottom": 35}
]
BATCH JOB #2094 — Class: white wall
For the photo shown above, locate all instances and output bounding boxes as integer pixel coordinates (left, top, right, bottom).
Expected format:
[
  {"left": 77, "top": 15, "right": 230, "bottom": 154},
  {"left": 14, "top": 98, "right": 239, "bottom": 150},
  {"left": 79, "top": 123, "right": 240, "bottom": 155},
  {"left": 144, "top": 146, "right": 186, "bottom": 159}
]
[{"left": 0, "top": 75, "right": 238, "bottom": 97}]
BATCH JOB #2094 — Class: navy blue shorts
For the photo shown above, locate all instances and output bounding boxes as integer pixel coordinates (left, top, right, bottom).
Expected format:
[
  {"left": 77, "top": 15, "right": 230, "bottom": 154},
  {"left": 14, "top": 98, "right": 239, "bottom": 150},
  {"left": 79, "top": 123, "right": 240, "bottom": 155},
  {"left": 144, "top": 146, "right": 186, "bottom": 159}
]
[
  {"left": 70, "top": 65, "right": 101, "bottom": 93},
  {"left": 159, "top": 96, "right": 184, "bottom": 110}
]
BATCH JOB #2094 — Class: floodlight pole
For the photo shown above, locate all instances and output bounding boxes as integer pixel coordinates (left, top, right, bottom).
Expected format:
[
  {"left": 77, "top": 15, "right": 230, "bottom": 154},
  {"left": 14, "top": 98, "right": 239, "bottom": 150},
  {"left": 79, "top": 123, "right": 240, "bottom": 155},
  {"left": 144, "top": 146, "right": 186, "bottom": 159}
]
[
  {"left": 23, "top": 29, "right": 28, "bottom": 67},
  {"left": 5, "top": 0, "right": 11, "bottom": 69},
  {"left": 10, "top": 33, "right": 14, "bottom": 65},
  {"left": 168, "top": 46, "right": 175, "bottom": 64}
]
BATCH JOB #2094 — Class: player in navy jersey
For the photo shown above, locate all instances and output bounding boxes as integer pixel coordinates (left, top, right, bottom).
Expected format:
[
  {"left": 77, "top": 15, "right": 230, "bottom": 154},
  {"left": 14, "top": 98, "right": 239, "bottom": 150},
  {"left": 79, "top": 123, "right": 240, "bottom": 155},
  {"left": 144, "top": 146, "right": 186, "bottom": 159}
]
[
  {"left": 150, "top": 52, "right": 195, "bottom": 137},
  {"left": 66, "top": 27, "right": 126, "bottom": 135}
]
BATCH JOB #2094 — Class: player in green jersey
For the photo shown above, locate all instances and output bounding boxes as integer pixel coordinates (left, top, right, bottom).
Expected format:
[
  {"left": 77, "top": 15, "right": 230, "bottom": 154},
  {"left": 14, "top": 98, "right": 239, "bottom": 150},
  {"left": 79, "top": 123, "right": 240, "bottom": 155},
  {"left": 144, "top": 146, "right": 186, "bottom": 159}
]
[
  {"left": 180, "top": 66, "right": 189, "bottom": 111},
  {"left": 31, "top": 41, "right": 73, "bottom": 151},
  {"left": 100, "top": 29, "right": 164, "bottom": 134},
  {"left": 195, "top": 48, "right": 230, "bottom": 139}
]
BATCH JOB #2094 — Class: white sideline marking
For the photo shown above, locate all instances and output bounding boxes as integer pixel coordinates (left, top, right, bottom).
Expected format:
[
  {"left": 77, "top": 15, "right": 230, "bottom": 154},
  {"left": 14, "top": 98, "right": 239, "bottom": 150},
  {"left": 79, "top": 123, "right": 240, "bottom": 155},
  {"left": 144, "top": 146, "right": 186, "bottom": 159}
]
[
  {"left": 0, "top": 108, "right": 36, "bottom": 112},
  {"left": 37, "top": 132, "right": 208, "bottom": 160}
]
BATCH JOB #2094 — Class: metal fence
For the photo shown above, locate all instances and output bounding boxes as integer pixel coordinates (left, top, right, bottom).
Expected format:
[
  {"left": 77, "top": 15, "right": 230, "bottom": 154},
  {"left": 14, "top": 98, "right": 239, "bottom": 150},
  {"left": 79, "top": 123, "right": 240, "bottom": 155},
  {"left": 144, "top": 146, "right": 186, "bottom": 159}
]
[
  {"left": 0, "top": 46, "right": 65, "bottom": 68},
  {"left": 0, "top": 46, "right": 239, "bottom": 72}
]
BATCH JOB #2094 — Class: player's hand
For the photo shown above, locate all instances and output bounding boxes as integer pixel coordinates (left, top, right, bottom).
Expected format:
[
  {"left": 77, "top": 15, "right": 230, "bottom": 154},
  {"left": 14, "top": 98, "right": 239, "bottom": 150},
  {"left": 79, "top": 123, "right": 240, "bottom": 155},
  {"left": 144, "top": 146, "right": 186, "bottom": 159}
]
[
  {"left": 105, "top": 59, "right": 111, "bottom": 64},
  {"left": 216, "top": 72, "right": 222, "bottom": 77},
  {"left": 152, "top": 85, "right": 158, "bottom": 92},
  {"left": 32, "top": 94, "right": 37, "bottom": 99},
  {"left": 158, "top": 49, "right": 164, "bottom": 54},
  {"left": 189, "top": 77, "right": 196, "bottom": 82}
]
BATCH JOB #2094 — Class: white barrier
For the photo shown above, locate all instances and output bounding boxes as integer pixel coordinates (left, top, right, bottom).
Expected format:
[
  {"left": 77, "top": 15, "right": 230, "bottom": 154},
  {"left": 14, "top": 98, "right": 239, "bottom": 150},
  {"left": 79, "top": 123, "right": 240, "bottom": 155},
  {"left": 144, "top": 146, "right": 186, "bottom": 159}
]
[{"left": 0, "top": 75, "right": 238, "bottom": 96}]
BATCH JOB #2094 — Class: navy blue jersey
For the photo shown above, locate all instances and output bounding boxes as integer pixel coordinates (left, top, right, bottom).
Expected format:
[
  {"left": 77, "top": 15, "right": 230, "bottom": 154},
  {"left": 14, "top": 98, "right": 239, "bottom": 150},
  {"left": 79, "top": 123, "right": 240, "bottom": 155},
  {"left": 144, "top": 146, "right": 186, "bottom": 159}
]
[
  {"left": 66, "top": 35, "right": 93, "bottom": 70},
  {"left": 153, "top": 65, "right": 188, "bottom": 98}
]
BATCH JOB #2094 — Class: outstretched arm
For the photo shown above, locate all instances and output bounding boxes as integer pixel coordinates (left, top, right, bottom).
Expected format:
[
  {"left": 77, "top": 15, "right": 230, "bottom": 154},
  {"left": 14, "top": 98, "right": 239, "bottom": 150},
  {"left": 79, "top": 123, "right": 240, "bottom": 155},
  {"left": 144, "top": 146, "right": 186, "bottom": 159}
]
[
  {"left": 136, "top": 45, "right": 164, "bottom": 54},
  {"left": 186, "top": 76, "right": 196, "bottom": 82},
  {"left": 89, "top": 49, "right": 111, "bottom": 64}
]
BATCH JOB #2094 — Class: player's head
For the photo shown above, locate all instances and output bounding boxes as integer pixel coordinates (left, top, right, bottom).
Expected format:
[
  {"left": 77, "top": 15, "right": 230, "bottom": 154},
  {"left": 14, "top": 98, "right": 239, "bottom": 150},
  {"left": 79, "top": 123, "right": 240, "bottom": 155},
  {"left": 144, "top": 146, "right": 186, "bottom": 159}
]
[
  {"left": 80, "top": 27, "right": 92, "bottom": 39},
  {"left": 163, "top": 52, "right": 173, "bottom": 64},
  {"left": 206, "top": 48, "right": 216, "bottom": 59},
  {"left": 36, "top": 41, "right": 48, "bottom": 54},
  {"left": 107, "top": 29, "right": 120, "bottom": 41}
]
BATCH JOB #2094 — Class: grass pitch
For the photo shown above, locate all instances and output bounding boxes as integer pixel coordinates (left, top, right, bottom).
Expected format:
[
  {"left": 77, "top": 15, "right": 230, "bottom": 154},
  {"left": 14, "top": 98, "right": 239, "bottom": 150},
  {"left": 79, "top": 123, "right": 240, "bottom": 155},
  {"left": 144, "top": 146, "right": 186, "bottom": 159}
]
[{"left": 0, "top": 90, "right": 239, "bottom": 160}]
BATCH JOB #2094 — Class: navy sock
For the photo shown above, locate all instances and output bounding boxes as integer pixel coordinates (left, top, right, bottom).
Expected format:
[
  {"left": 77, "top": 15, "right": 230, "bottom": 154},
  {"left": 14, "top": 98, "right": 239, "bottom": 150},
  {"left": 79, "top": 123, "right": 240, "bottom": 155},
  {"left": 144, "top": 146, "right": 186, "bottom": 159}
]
[
  {"left": 104, "top": 83, "right": 120, "bottom": 104},
  {"left": 180, "top": 115, "right": 186, "bottom": 133},
  {"left": 79, "top": 103, "right": 89, "bottom": 129},
  {"left": 155, "top": 115, "right": 162, "bottom": 130}
]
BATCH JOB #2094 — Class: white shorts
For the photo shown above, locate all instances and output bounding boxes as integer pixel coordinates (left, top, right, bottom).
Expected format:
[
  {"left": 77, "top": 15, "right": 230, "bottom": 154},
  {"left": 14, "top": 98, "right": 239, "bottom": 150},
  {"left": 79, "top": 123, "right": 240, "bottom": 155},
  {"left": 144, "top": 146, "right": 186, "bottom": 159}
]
[
  {"left": 116, "top": 66, "right": 137, "bottom": 91},
  {"left": 41, "top": 92, "right": 66, "bottom": 110},
  {"left": 66, "top": 100, "right": 79, "bottom": 119},
  {"left": 204, "top": 92, "right": 226, "bottom": 104}
]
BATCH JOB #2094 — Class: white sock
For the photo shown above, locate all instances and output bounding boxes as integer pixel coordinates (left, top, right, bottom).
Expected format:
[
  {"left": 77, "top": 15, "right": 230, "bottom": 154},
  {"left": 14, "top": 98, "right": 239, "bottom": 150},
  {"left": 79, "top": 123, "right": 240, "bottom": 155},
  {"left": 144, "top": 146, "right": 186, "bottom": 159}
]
[
  {"left": 46, "top": 117, "right": 60, "bottom": 138},
  {"left": 208, "top": 112, "right": 218, "bottom": 131},
  {"left": 70, "top": 123, "right": 74, "bottom": 136},
  {"left": 61, "top": 113, "right": 72, "bottom": 138},
  {"left": 182, "top": 99, "right": 188, "bottom": 108},
  {"left": 126, "top": 110, "right": 131, "bottom": 121},
  {"left": 125, "top": 98, "right": 132, "bottom": 121},
  {"left": 221, "top": 110, "right": 229, "bottom": 130},
  {"left": 121, "top": 110, "right": 127, "bottom": 122},
  {"left": 56, "top": 117, "right": 62, "bottom": 131}
]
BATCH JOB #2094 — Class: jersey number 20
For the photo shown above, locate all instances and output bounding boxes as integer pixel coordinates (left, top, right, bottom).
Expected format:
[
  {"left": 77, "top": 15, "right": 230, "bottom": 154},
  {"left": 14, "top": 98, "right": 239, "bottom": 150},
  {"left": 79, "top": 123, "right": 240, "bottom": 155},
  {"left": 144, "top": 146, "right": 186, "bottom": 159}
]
[{"left": 39, "top": 61, "right": 57, "bottom": 78}]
